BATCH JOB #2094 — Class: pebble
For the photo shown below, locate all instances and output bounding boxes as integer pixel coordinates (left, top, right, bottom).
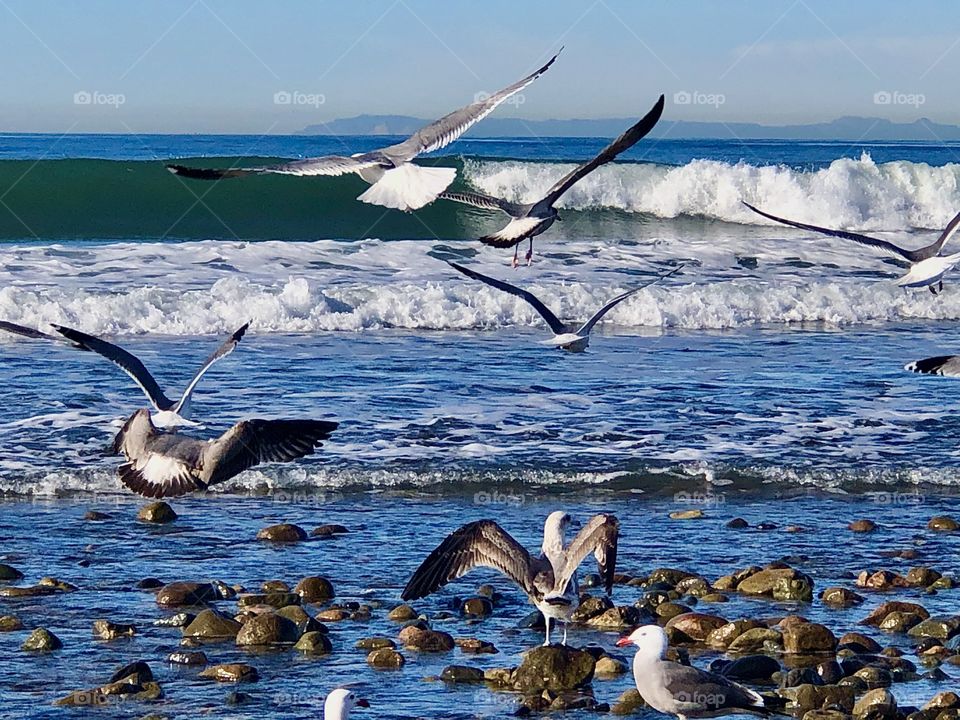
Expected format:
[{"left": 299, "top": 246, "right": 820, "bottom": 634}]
[
  {"left": 168, "top": 651, "right": 208, "bottom": 666},
  {"left": 137, "top": 501, "right": 177, "bottom": 524},
  {"left": 295, "top": 576, "right": 335, "bottom": 602},
  {"left": 927, "top": 515, "right": 959, "bottom": 532},
  {"left": 848, "top": 519, "right": 878, "bottom": 532},
  {"left": 256, "top": 523, "right": 307, "bottom": 542},
  {"left": 21, "top": 627, "right": 62, "bottom": 651},
  {"left": 367, "top": 647, "right": 405, "bottom": 668},
  {"left": 198, "top": 663, "right": 259, "bottom": 683}
]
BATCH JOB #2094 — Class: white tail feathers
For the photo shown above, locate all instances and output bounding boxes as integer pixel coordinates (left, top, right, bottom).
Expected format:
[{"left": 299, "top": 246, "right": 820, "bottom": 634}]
[
  {"left": 357, "top": 163, "right": 456, "bottom": 211},
  {"left": 896, "top": 253, "right": 960, "bottom": 287}
]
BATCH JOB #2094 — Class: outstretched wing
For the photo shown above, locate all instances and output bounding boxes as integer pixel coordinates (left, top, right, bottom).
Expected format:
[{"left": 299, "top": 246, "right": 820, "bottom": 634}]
[
  {"left": 904, "top": 355, "right": 960, "bottom": 377},
  {"left": 536, "top": 94, "right": 665, "bottom": 210},
  {"left": 576, "top": 266, "right": 682, "bottom": 336},
  {"left": 380, "top": 51, "right": 561, "bottom": 162},
  {"left": 555, "top": 514, "right": 618, "bottom": 594},
  {"left": 741, "top": 201, "right": 917, "bottom": 262},
  {"left": 401, "top": 519, "right": 537, "bottom": 600},
  {"left": 0, "top": 320, "right": 88, "bottom": 347},
  {"left": 439, "top": 190, "right": 524, "bottom": 216},
  {"left": 166, "top": 154, "right": 382, "bottom": 180},
  {"left": 203, "top": 418, "right": 338, "bottom": 487},
  {"left": 52, "top": 325, "right": 174, "bottom": 412},
  {"left": 172, "top": 323, "right": 249, "bottom": 415},
  {"left": 448, "top": 261, "right": 565, "bottom": 335},
  {"left": 920, "top": 209, "right": 960, "bottom": 259}
]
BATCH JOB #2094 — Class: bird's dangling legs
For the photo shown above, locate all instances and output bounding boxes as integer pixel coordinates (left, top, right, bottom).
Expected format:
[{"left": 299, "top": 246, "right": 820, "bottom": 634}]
[
  {"left": 930, "top": 285, "right": 940, "bottom": 296},
  {"left": 940, "top": 280, "right": 945, "bottom": 293},
  {"left": 512, "top": 244, "right": 520, "bottom": 269},
  {"left": 543, "top": 615, "right": 551, "bottom": 646},
  {"left": 525, "top": 238, "right": 534, "bottom": 266}
]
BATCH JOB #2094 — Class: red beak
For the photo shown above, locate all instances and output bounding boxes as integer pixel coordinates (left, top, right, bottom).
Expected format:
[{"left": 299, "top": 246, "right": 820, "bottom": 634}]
[
  {"left": 356, "top": 699, "right": 371, "bottom": 708},
  {"left": 615, "top": 637, "right": 632, "bottom": 647}
]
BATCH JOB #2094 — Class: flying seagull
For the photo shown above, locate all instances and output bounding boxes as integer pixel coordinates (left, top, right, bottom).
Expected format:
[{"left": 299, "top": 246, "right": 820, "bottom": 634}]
[
  {"left": 0, "top": 320, "right": 86, "bottom": 347},
  {"left": 449, "top": 261, "right": 680, "bottom": 351},
  {"left": 113, "top": 408, "right": 338, "bottom": 498},
  {"left": 167, "top": 51, "right": 561, "bottom": 212},
  {"left": 51, "top": 323, "right": 249, "bottom": 429},
  {"left": 324, "top": 688, "right": 370, "bottom": 720},
  {"left": 617, "top": 625, "right": 777, "bottom": 720},
  {"left": 742, "top": 201, "right": 960, "bottom": 294},
  {"left": 441, "top": 93, "right": 665, "bottom": 266},
  {"left": 401, "top": 511, "right": 618, "bottom": 645},
  {"left": 904, "top": 355, "right": 960, "bottom": 377}
]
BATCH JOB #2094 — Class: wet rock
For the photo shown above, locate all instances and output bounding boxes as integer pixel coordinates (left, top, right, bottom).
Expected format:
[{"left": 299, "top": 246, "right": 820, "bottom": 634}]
[
  {"left": 137, "top": 501, "right": 177, "bottom": 524},
  {"left": 441, "top": 665, "right": 484, "bottom": 683},
  {"left": 908, "top": 617, "right": 960, "bottom": 641},
  {"left": 849, "top": 519, "right": 878, "bottom": 532},
  {"left": 38, "top": 576, "right": 78, "bottom": 592},
  {"left": 260, "top": 580, "right": 290, "bottom": 592},
  {"left": 92, "top": 619, "right": 136, "bottom": 640},
  {"left": 276, "top": 605, "right": 325, "bottom": 634},
  {"left": 728, "top": 627, "right": 783, "bottom": 653},
  {"left": 716, "top": 654, "right": 780, "bottom": 682},
  {"left": 924, "top": 693, "right": 960, "bottom": 711},
  {"left": 0, "top": 615, "right": 23, "bottom": 631},
  {"left": 878, "top": 611, "right": 923, "bottom": 633},
  {"left": 669, "top": 509, "right": 704, "bottom": 520},
  {"left": 611, "top": 688, "right": 646, "bottom": 715},
  {"left": 780, "top": 684, "right": 856, "bottom": 714},
  {"left": 655, "top": 602, "right": 692, "bottom": 620},
  {"left": 294, "top": 631, "right": 333, "bottom": 654},
  {"left": 853, "top": 666, "right": 892, "bottom": 689},
  {"left": 136, "top": 578, "right": 164, "bottom": 590},
  {"left": 155, "top": 581, "right": 218, "bottom": 608},
  {"left": 183, "top": 609, "right": 242, "bottom": 639},
  {"left": 511, "top": 645, "right": 596, "bottom": 691},
  {"left": 238, "top": 592, "right": 300, "bottom": 609},
  {"left": 783, "top": 623, "right": 837, "bottom": 654},
  {"left": 0, "top": 563, "right": 24, "bottom": 581},
  {"left": 399, "top": 625, "right": 454, "bottom": 652},
  {"left": 311, "top": 523, "right": 348, "bottom": 537},
  {"left": 462, "top": 597, "right": 493, "bottom": 617},
  {"left": 701, "top": 593, "right": 729, "bottom": 603},
  {"left": 706, "top": 619, "right": 764, "bottom": 649},
  {"left": 357, "top": 636, "right": 396, "bottom": 650},
  {"left": 198, "top": 663, "right": 259, "bottom": 682},
  {"left": 571, "top": 595, "right": 613, "bottom": 622},
  {"left": 0, "top": 585, "right": 56, "bottom": 598},
  {"left": 84, "top": 510, "right": 110, "bottom": 521},
  {"left": 367, "top": 647, "right": 405, "bottom": 668},
  {"left": 168, "top": 651, "right": 208, "bottom": 665},
  {"left": 905, "top": 567, "right": 942, "bottom": 587},
  {"left": 821, "top": 587, "right": 865, "bottom": 608},
  {"left": 838, "top": 632, "right": 881, "bottom": 653},
  {"left": 256, "top": 523, "right": 307, "bottom": 542},
  {"left": 726, "top": 518, "right": 749, "bottom": 529},
  {"left": 861, "top": 601, "right": 929, "bottom": 627},
  {"left": 21, "top": 627, "right": 62, "bottom": 651},
  {"left": 456, "top": 637, "right": 498, "bottom": 654},
  {"left": 295, "top": 576, "right": 334, "bottom": 602},
  {"left": 676, "top": 576, "right": 712, "bottom": 597},
  {"left": 648, "top": 568, "right": 696, "bottom": 586},
  {"left": 666, "top": 612, "right": 728, "bottom": 642},
  {"left": 853, "top": 689, "right": 897, "bottom": 720},
  {"left": 236, "top": 612, "right": 300, "bottom": 646},
  {"left": 317, "top": 608, "right": 350, "bottom": 622},
  {"left": 154, "top": 612, "right": 193, "bottom": 628},
  {"left": 586, "top": 606, "right": 642, "bottom": 630},
  {"left": 801, "top": 711, "right": 848, "bottom": 720},
  {"left": 857, "top": 570, "right": 907, "bottom": 590},
  {"left": 738, "top": 568, "right": 813, "bottom": 601},
  {"left": 595, "top": 656, "right": 628, "bottom": 676},
  {"left": 927, "top": 516, "right": 959, "bottom": 532},
  {"left": 388, "top": 604, "right": 418, "bottom": 621}
]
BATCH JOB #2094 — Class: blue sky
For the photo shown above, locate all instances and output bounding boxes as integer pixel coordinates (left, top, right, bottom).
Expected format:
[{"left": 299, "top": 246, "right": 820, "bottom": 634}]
[{"left": 1, "top": 0, "right": 957, "bottom": 133}]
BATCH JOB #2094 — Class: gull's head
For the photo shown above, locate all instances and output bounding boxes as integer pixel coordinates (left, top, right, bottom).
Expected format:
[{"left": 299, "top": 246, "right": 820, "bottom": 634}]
[
  {"left": 324, "top": 688, "right": 369, "bottom": 720},
  {"left": 616, "top": 624, "right": 668, "bottom": 660},
  {"left": 544, "top": 510, "right": 579, "bottom": 539}
]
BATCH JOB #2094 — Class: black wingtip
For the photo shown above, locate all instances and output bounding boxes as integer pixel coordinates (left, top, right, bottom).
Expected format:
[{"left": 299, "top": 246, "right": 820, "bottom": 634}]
[
  {"left": 905, "top": 356, "right": 954, "bottom": 375},
  {"left": 166, "top": 164, "right": 228, "bottom": 180},
  {"left": 232, "top": 322, "right": 250, "bottom": 342}
]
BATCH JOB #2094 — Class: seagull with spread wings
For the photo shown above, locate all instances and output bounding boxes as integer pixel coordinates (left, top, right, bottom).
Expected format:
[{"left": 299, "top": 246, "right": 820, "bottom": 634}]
[
  {"left": 441, "top": 94, "right": 665, "bottom": 266},
  {"left": 742, "top": 201, "right": 960, "bottom": 294},
  {"left": 113, "top": 408, "right": 337, "bottom": 498},
  {"left": 167, "top": 52, "right": 561, "bottom": 212},
  {"left": 450, "top": 261, "right": 680, "bottom": 351},
  {"left": 401, "top": 511, "right": 618, "bottom": 645},
  {"left": 41, "top": 323, "right": 248, "bottom": 428}
]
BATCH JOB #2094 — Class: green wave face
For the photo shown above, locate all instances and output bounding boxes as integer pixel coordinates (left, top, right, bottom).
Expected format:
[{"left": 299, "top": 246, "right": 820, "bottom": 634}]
[{"left": 0, "top": 157, "right": 475, "bottom": 241}]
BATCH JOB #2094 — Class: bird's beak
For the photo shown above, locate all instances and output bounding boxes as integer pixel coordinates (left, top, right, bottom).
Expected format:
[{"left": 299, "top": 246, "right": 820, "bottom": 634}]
[
  {"left": 615, "top": 636, "right": 632, "bottom": 647},
  {"left": 356, "top": 699, "right": 371, "bottom": 708}
]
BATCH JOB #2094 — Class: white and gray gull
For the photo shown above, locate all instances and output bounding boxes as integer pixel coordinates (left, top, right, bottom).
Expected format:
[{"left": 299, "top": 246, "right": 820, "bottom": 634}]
[
  {"left": 113, "top": 408, "right": 337, "bottom": 498},
  {"left": 449, "top": 261, "right": 681, "bottom": 351},
  {"left": 742, "top": 201, "right": 960, "bottom": 295},
  {"left": 618, "top": 625, "right": 779, "bottom": 720},
  {"left": 401, "top": 511, "right": 618, "bottom": 645},
  {"left": 167, "top": 51, "right": 561, "bottom": 212},
  {"left": 441, "top": 93, "right": 665, "bottom": 265}
]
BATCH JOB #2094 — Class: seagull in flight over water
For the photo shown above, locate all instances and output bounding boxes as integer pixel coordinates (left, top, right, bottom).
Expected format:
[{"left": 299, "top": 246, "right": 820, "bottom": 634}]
[
  {"left": 441, "top": 94, "right": 665, "bottom": 266},
  {"left": 0, "top": 320, "right": 247, "bottom": 429},
  {"left": 167, "top": 51, "right": 561, "bottom": 212},
  {"left": 742, "top": 201, "right": 960, "bottom": 295},
  {"left": 401, "top": 511, "right": 619, "bottom": 646},
  {"left": 449, "top": 261, "right": 681, "bottom": 351}
]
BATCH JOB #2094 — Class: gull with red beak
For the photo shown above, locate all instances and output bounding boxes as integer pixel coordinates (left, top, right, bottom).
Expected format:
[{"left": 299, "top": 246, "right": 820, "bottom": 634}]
[
  {"left": 616, "top": 625, "right": 777, "bottom": 720},
  {"left": 324, "top": 688, "right": 370, "bottom": 720}
]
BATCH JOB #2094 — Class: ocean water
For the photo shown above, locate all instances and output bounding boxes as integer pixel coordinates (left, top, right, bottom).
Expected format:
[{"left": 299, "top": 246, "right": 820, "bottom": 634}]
[{"left": 0, "top": 134, "right": 959, "bottom": 716}]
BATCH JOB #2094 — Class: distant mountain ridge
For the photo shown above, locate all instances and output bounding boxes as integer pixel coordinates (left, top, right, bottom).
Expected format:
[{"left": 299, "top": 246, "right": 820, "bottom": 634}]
[{"left": 301, "top": 114, "right": 960, "bottom": 141}]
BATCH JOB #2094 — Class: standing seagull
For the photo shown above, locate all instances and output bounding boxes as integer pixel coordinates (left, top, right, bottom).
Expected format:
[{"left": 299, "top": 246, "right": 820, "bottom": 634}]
[
  {"left": 449, "top": 261, "right": 680, "bottom": 351},
  {"left": 113, "top": 408, "right": 337, "bottom": 498},
  {"left": 617, "top": 625, "right": 777, "bottom": 720},
  {"left": 742, "top": 201, "right": 960, "bottom": 294},
  {"left": 52, "top": 323, "right": 248, "bottom": 428},
  {"left": 324, "top": 688, "right": 370, "bottom": 720},
  {"left": 401, "top": 511, "right": 619, "bottom": 645},
  {"left": 167, "top": 52, "right": 561, "bottom": 212},
  {"left": 441, "top": 94, "right": 665, "bottom": 265}
]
